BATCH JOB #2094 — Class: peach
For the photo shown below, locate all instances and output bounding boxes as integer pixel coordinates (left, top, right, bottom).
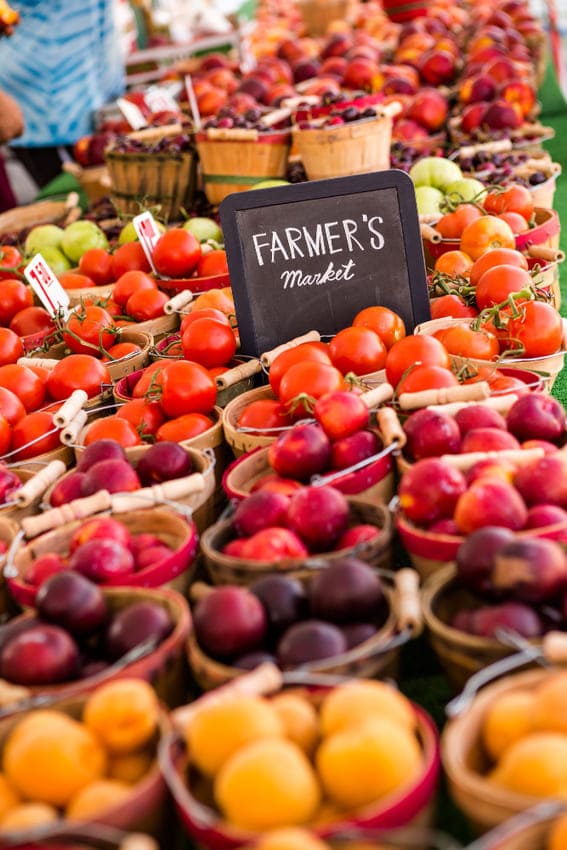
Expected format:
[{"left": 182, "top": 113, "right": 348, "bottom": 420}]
[
  {"left": 515, "top": 455, "right": 567, "bottom": 507},
  {"left": 454, "top": 479, "right": 528, "bottom": 534},
  {"left": 461, "top": 427, "right": 520, "bottom": 454}
]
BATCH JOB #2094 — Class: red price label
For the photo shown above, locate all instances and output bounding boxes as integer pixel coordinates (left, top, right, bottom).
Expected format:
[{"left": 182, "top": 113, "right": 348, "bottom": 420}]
[
  {"left": 133, "top": 211, "right": 161, "bottom": 274},
  {"left": 24, "top": 254, "right": 70, "bottom": 317}
]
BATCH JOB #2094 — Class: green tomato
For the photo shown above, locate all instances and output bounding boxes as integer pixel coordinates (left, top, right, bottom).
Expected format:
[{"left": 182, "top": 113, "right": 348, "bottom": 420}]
[
  {"left": 24, "top": 224, "right": 64, "bottom": 256},
  {"left": 409, "top": 157, "right": 463, "bottom": 192},
  {"left": 444, "top": 177, "right": 486, "bottom": 204},
  {"left": 118, "top": 219, "right": 165, "bottom": 244},
  {"left": 183, "top": 217, "right": 223, "bottom": 244},
  {"left": 61, "top": 221, "right": 109, "bottom": 264},
  {"left": 39, "top": 246, "right": 72, "bottom": 275},
  {"left": 415, "top": 186, "right": 444, "bottom": 217}
]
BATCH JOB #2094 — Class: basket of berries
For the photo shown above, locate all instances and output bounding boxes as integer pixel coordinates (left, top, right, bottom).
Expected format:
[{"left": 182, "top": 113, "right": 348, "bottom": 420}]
[{"left": 105, "top": 126, "right": 197, "bottom": 222}]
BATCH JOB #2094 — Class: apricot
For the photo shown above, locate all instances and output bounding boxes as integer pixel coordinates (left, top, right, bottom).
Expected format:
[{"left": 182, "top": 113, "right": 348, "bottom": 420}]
[
  {"left": 0, "top": 774, "right": 19, "bottom": 821},
  {"left": 482, "top": 690, "right": 536, "bottom": 761},
  {"left": 4, "top": 710, "right": 106, "bottom": 806},
  {"left": 215, "top": 738, "right": 320, "bottom": 831},
  {"left": 319, "top": 680, "right": 415, "bottom": 738},
  {"left": 490, "top": 733, "right": 567, "bottom": 798},
  {"left": 533, "top": 672, "right": 567, "bottom": 736},
  {"left": 316, "top": 718, "right": 422, "bottom": 809},
  {"left": 83, "top": 678, "right": 159, "bottom": 755},
  {"left": 548, "top": 812, "right": 567, "bottom": 850},
  {"left": 186, "top": 695, "right": 284, "bottom": 778},
  {"left": 255, "top": 828, "right": 331, "bottom": 850},
  {"left": 271, "top": 693, "right": 320, "bottom": 755},
  {"left": 66, "top": 779, "right": 132, "bottom": 820},
  {"left": 108, "top": 750, "right": 154, "bottom": 784},
  {"left": 0, "top": 802, "right": 58, "bottom": 831}
]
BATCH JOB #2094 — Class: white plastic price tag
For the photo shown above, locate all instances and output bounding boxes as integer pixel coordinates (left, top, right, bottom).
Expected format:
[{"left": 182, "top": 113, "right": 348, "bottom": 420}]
[
  {"left": 133, "top": 211, "right": 161, "bottom": 274},
  {"left": 24, "top": 254, "right": 70, "bottom": 318},
  {"left": 117, "top": 97, "right": 147, "bottom": 130},
  {"left": 145, "top": 86, "right": 179, "bottom": 115}
]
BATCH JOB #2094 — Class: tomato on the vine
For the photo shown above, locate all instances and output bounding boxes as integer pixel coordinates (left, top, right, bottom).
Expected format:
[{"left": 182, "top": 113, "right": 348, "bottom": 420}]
[
  {"left": 269, "top": 342, "right": 331, "bottom": 396},
  {"left": 11, "top": 411, "right": 61, "bottom": 460},
  {"left": 430, "top": 294, "right": 478, "bottom": 320},
  {"left": 111, "top": 242, "right": 151, "bottom": 280},
  {"left": 78, "top": 248, "right": 114, "bottom": 285},
  {"left": 328, "top": 326, "right": 386, "bottom": 375},
  {"left": 46, "top": 354, "right": 111, "bottom": 400},
  {"left": 433, "top": 250, "right": 473, "bottom": 277},
  {"left": 181, "top": 317, "right": 236, "bottom": 368},
  {"left": 158, "top": 360, "right": 217, "bottom": 417},
  {"left": 0, "top": 328, "right": 23, "bottom": 365},
  {"left": 59, "top": 272, "right": 95, "bottom": 290},
  {"left": 0, "top": 365, "right": 45, "bottom": 412},
  {"left": 441, "top": 325, "right": 500, "bottom": 361},
  {"left": 278, "top": 361, "right": 346, "bottom": 416},
  {"left": 484, "top": 185, "right": 534, "bottom": 223},
  {"left": 156, "top": 413, "right": 214, "bottom": 442},
  {"left": 475, "top": 264, "right": 533, "bottom": 311},
  {"left": 83, "top": 416, "right": 142, "bottom": 448},
  {"left": 152, "top": 229, "right": 202, "bottom": 278},
  {"left": 236, "top": 400, "right": 293, "bottom": 433},
  {"left": 385, "top": 335, "right": 450, "bottom": 387},
  {"left": 498, "top": 212, "right": 529, "bottom": 234},
  {"left": 352, "top": 305, "right": 406, "bottom": 349},
  {"left": 469, "top": 248, "right": 528, "bottom": 287},
  {"left": 0, "top": 247, "right": 23, "bottom": 281},
  {"left": 132, "top": 360, "right": 170, "bottom": 399},
  {"left": 506, "top": 301, "right": 563, "bottom": 357},
  {"left": 101, "top": 342, "right": 142, "bottom": 362},
  {"left": 313, "top": 391, "right": 369, "bottom": 441},
  {"left": 62, "top": 305, "right": 116, "bottom": 356},
  {"left": 0, "top": 414, "right": 11, "bottom": 457},
  {"left": 460, "top": 216, "right": 516, "bottom": 261},
  {"left": 180, "top": 308, "right": 230, "bottom": 335},
  {"left": 436, "top": 205, "right": 482, "bottom": 240},
  {"left": 0, "top": 279, "right": 33, "bottom": 326}
]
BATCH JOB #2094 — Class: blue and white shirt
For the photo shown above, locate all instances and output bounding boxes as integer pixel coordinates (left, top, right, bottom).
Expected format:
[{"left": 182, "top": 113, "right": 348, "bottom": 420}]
[{"left": 0, "top": 0, "right": 125, "bottom": 147}]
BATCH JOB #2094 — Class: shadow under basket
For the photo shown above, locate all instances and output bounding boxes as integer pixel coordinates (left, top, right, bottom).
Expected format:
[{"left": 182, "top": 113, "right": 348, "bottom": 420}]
[{"left": 105, "top": 147, "right": 198, "bottom": 222}]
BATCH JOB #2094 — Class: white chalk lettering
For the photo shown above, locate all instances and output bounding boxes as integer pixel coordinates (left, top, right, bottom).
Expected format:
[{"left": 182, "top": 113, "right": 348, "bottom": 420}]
[
  {"left": 303, "top": 224, "right": 325, "bottom": 257},
  {"left": 281, "top": 259, "right": 356, "bottom": 289},
  {"left": 324, "top": 221, "right": 342, "bottom": 255},
  {"left": 284, "top": 227, "right": 305, "bottom": 260},
  {"left": 252, "top": 232, "right": 269, "bottom": 266},
  {"left": 343, "top": 219, "right": 364, "bottom": 252},
  {"left": 271, "top": 231, "right": 289, "bottom": 263},
  {"left": 368, "top": 216, "right": 385, "bottom": 250}
]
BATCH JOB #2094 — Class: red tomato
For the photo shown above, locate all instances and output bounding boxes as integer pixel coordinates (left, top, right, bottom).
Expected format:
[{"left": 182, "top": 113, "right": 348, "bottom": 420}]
[
  {"left": 0, "top": 328, "right": 23, "bottom": 365},
  {"left": 101, "top": 342, "right": 142, "bottom": 362},
  {"left": 0, "top": 387, "right": 26, "bottom": 426},
  {"left": 59, "top": 272, "right": 95, "bottom": 290},
  {"left": 396, "top": 364, "right": 458, "bottom": 394},
  {"left": 475, "top": 265, "right": 533, "bottom": 311},
  {"left": 196, "top": 249, "right": 229, "bottom": 278},
  {"left": 385, "top": 335, "right": 450, "bottom": 387},
  {"left": 181, "top": 318, "right": 236, "bottom": 368},
  {"left": 111, "top": 242, "right": 151, "bottom": 280},
  {"left": 116, "top": 399, "right": 165, "bottom": 438},
  {"left": 433, "top": 250, "right": 474, "bottom": 277},
  {"left": 469, "top": 248, "right": 528, "bottom": 287},
  {"left": 156, "top": 413, "right": 213, "bottom": 442},
  {"left": 0, "top": 280, "right": 33, "bottom": 326},
  {"left": 0, "top": 247, "right": 23, "bottom": 281},
  {"left": 10, "top": 306, "right": 55, "bottom": 338},
  {"left": 0, "top": 414, "right": 11, "bottom": 456},
  {"left": 313, "top": 391, "right": 369, "bottom": 441},
  {"left": 78, "top": 248, "right": 114, "bottom": 285},
  {"left": 236, "top": 400, "right": 293, "bottom": 433},
  {"left": 158, "top": 361, "right": 217, "bottom": 417},
  {"left": 506, "top": 301, "right": 563, "bottom": 357},
  {"left": 46, "top": 354, "right": 111, "bottom": 400},
  {"left": 484, "top": 184, "right": 535, "bottom": 223},
  {"left": 152, "top": 229, "right": 202, "bottom": 278},
  {"left": 436, "top": 205, "right": 483, "bottom": 240},
  {"left": 269, "top": 343, "right": 332, "bottom": 396},
  {"left": 180, "top": 308, "right": 230, "bottom": 335},
  {"left": 83, "top": 416, "right": 142, "bottom": 448},
  {"left": 460, "top": 216, "right": 516, "bottom": 261},
  {"left": 132, "top": 360, "right": 170, "bottom": 399},
  {"left": 62, "top": 305, "right": 116, "bottom": 356},
  {"left": 0, "top": 365, "right": 45, "bottom": 411},
  {"left": 113, "top": 271, "right": 156, "bottom": 308},
  {"left": 352, "top": 306, "right": 406, "bottom": 348},
  {"left": 498, "top": 212, "right": 529, "bottom": 234},
  {"left": 11, "top": 411, "right": 61, "bottom": 460},
  {"left": 441, "top": 325, "right": 500, "bottom": 360},
  {"left": 125, "top": 288, "right": 169, "bottom": 322},
  {"left": 278, "top": 361, "right": 346, "bottom": 416},
  {"left": 328, "top": 326, "right": 387, "bottom": 375},
  {"left": 430, "top": 295, "right": 478, "bottom": 319}
]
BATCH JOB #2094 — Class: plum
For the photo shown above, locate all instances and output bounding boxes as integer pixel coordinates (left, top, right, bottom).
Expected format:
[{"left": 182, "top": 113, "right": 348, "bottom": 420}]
[
  {"left": 399, "top": 458, "right": 466, "bottom": 526},
  {"left": 341, "top": 622, "right": 377, "bottom": 649},
  {"left": 0, "top": 466, "right": 24, "bottom": 505},
  {"left": 105, "top": 601, "right": 174, "bottom": 660},
  {"left": 308, "top": 558, "right": 383, "bottom": 623},
  {"left": 507, "top": 393, "right": 566, "bottom": 443},
  {"left": 492, "top": 537, "right": 567, "bottom": 603},
  {"left": 49, "top": 471, "right": 85, "bottom": 507},
  {"left": 249, "top": 575, "right": 308, "bottom": 638},
  {"left": 286, "top": 486, "right": 349, "bottom": 551},
  {"left": 0, "top": 616, "right": 42, "bottom": 656},
  {"left": 456, "top": 526, "right": 514, "bottom": 595},
  {"left": 77, "top": 439, "right": 127, "bottom": 472},
  {"left": 69, "top": 539, "right": 135, "bottom": 583},
  {"left": 1, "top": 625, "right": 80, "bottom": 685},
  {"left": 193, "top": 586, "right": 267, "bottom": 660},
  {"left": 134, "top": 544, "right": 172, "bottom": 572},
  {"left": 233, "top": 490, "right": 289, "bottom": 538},
  {"left": 403, "top": 408, "right": 461, "bottom": 460},
  {"left": 334, "top": 524, "right": 379, "bottom": 550},
  {"left": 451, "top": 603, "right": 543, "bottom": 639},
  {"left": 427, "top": 518, "right": 460, "bottom": 535},
  {"left": 36, "top": 571, "right": 107, "bottom": 636},
  {"left": 277, "top": 620, "right": 347, "bottom": 668},
  {"left": 234, "top": 650, "right": 277, "bottom": 670},
  {"left": 525, "top": 504, "right": 567, "bottom": 530},
  {"left": 136, "top": 441, "right": 192, "bottom": 485},
  {"left": 455, "top": 405, "right": 507, "bottom": 436},
  {"left": 81, "top": 459, "right": 140, "bottom": 497},
  {"left": 70, "top": 517, "right": 132, "bottom": 553},
  {"left": 330, "top": 430, "right": 380, "bottom": 472},
  {"left": 268, "top": 423, "right": 331, "bottom": 481},
  {"left": 25, "top": 553, "right": 67, "bottom": 587}
]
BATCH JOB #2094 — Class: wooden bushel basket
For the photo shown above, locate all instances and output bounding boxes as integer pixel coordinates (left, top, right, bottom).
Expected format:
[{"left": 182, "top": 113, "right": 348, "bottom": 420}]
[
  {"left": 222, "top": 386, "right": 278, "bottom": 457},
  {"left": 0, "top": 195, "right": 79, "bottom": 237},
  {"left": 63, "top": 161, "right": 111, "bottom": 203},
  {"left": 160, "top": 665, "right": 441, "bottom": 850},
  {"left": 196, "top": 129, "right": 290, "bottom": 207},
  {"left": 0, "top": 695, "right": 170, "bottom": 843},
  {"left": 39, "top": 329, "right": 154, "bottom": 382},
  {"left": 200, "top": 498, "right": 393, "bottom": 586},
  {"left": 296, "top": 0, "right": 351, "bottom": 35}
]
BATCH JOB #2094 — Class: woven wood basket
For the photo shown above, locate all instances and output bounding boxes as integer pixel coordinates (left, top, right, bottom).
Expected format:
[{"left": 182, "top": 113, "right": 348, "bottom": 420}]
[
  {"left": 196, "top": 129, "right": 290, "bottom": 207},
  {"left": 470, "top": 804, "right": 567, "bottom": 849},
  {"left": 63, "top": 161, "right": 111, "bottom": 203},
  {"left": 200, "top": 498, "right": 393, "bottom": 586},
  {"left": 0, "top": 693, "right": 169, "bottom": 842},
  {"left": 106, "top": 146, "right": 197, "bottom": 222},
  {"left": 292, "top": 112, "right": 394, "bottom": 181},
  {"left": 66, "top": 282, "right": 116, "bottom": 306},
  {"left": 222, "top": 385, "right": 278, "bottom": 456},
  {"left": 0, "top": 197, "right": 78, "bottom": 237},
  {"left": 42, "top": 329, "right": 153, "bottom": 382},
  {"left": 442, "top": 668, "right": 567, "bottom": 834},
  {"left": 296, "top": 0, "right": 351, "bottom": 35}
]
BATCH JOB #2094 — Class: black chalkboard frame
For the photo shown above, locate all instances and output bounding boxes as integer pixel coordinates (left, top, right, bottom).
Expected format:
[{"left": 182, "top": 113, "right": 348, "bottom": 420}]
[{"left": 220, "top": 169, "right": 431, "bottom": 357}]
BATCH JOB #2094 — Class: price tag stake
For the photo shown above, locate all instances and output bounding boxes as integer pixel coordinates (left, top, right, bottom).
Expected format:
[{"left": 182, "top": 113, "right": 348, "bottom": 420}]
[
  {"left": 133, "top": 211, "right": 161, "bottom": 274},
  {"left": 24, "top": 254, "right": 70, "bottom": 319}
]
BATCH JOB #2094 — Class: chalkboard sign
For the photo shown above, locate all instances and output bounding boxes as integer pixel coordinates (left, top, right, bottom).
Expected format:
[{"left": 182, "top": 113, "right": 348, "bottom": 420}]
[{"left": 220, "top": 169, "right": 431, "bottom": 357}]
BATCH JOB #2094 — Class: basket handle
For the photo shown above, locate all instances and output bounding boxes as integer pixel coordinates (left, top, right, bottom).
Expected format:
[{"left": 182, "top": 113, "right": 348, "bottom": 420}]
[
  {"left": 53, "top": 389, "right": 88, "bottom": 428},
  {"left": 454, "top": 138, "right": 513, "bottom": 159},
  {"left": 542, "top": 631, "right": 567, "bottom": 664},
  {"left": 215, "top": 358, "right": 262, "bottom": 390},
  {"left": 398, "top": 381, "right": 490, "bottom": 410},
  {"left": 440, "top": 446, "right": 544, "bottom": 471},
  {"left": 527, "top": 245, "right": 565, "bottom": 263},
  {"left": 21, "top": 490, "right": 113, "bottom": 538},
  {"left": 172, "top": 663, "right": 284, "bottom": 733},
  {"left": 12, "top": 460, "right": 66, "bottom": 507},
  {"left": 360, "top": 383, "right": 394, "bottom": 409},
  {"left": 164, "top": 290, "right": 194, "bottom": 314},
  {"left": 17, "top": 356, "right": 58, "bottom": 370},
  {"left": 109, "top": 473, "right": 205, "bottom": 513},
  {"left": 61, "top": 409, "right": 88, "bottom": 445},
  {"left": 128, "top": 123, "right": 185, "bottom": 141},
  {"left": 376, "top": 406, "right": 406, "bottom": 449},
  {"left": 189, "top": 581, "right": 213, "bottom": 603},
  {"left": 425, "top": 393, "right": 520, "bottom": 416},
  {"left": 119, "top": 835, "right": 159, "bottom": 850},
  {"left": 420, "top": 223, "right": 442, "bottom": 244},
  {"left": 261, "top": 330, "right": 321, "bottom": 367},
  {"left": 394, "top": 568, "right": 423, "bottom": 635}
]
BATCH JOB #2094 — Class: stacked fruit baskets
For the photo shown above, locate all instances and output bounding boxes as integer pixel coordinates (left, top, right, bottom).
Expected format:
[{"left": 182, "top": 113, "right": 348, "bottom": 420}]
[{"left": 0, "top": 0, "right": 565, "bottom": 847}]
